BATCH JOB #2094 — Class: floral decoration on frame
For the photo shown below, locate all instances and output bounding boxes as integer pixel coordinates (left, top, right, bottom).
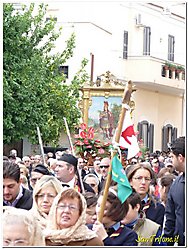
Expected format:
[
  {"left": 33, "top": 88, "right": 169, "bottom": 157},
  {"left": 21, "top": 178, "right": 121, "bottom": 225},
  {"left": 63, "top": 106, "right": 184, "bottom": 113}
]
[{"left": 74, "top": 123, "right": 113, "bottom": 161}]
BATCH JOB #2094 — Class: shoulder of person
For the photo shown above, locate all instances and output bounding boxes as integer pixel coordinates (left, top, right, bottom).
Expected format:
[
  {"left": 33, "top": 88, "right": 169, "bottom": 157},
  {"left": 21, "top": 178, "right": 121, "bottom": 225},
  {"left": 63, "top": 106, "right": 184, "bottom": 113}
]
[{"left": 86, "top": 236, "right": 104, "bottom": 246}]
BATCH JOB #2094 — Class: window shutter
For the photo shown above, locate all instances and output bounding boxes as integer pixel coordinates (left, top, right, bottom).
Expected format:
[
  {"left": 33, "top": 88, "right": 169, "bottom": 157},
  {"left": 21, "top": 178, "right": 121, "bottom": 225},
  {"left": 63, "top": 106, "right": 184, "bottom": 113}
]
[
  {"left": 137, "top": 122, "right": 142, "bottom": 141},
  {"left": 162, "top": 126, "right": 168, "bottom": 151},
  {"left": 149, "top": 124, "right": 154, "bottom": 153},
  {"left": 172, "top": 127, "right": 177, "bottom": 142}
]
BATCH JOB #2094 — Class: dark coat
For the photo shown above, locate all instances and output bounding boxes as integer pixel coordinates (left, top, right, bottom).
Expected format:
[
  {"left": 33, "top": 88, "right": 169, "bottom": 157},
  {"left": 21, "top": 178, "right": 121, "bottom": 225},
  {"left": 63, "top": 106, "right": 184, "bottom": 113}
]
[
  {"left": 164, "top": 173, "right": 185, "bottom": 246},
  {"left": 3, "top": 187, "right": 33, "bottom": 210},
  {"left": 144, "top": 200, "right": 165, "bottom": 227},
  {"left": 103, "top": 224, "right": 138, "bottom": 246},
  {"left": 46, "top": 236, "right": 103, "bottom": 246},
  {"left": 88, "top": 223, "right": 138, "bottom": 246}
]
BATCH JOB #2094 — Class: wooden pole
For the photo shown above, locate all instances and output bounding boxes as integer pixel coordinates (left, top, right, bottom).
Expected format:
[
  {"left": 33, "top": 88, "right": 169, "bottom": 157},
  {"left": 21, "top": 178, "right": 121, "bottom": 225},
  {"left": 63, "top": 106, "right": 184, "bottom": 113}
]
[
  {"left": 63, "top": 117, "right": 75, "bottom": 156},
  {"left": 37, "top": 126, "right": 45, "bottom": 165},
  {"left": 98, "top": 80, "right": 135, "bottom": 222},
  {"left": 63, "top": 117, "right": 85, "bottom": 194}
]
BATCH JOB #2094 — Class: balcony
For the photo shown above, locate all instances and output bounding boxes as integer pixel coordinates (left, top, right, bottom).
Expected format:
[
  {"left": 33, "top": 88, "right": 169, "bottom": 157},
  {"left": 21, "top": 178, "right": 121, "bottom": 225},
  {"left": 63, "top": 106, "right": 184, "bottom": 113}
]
[{"left": 124, "top": 56, "right": 185, "bottom": 97}]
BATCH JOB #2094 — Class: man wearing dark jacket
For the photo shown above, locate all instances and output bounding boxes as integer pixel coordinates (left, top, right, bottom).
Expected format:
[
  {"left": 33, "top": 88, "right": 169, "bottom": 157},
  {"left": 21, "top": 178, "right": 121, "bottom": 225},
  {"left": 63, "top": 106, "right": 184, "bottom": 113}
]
[
  {"left": 3, "top": 161, "right": 33, "bottom": 210},
  {"left": 55, "top": 153, "right": 95, "bottom": 194},
  {"left": 164, "top": 136, "right": 185, "bottom": 246}
]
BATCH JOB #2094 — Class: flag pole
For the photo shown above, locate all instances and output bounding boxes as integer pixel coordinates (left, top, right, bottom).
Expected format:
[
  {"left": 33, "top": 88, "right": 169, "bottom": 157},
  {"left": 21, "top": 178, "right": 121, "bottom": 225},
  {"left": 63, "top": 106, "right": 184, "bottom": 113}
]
[
  {"left": 37, "top": 126, "right": 46, "bottom": 165},
  {"left": 63, "top": 117, "right": 85, "bottom": 194},
  {"left": 98, "top": 80, "right": 135, "bottom": 222}
]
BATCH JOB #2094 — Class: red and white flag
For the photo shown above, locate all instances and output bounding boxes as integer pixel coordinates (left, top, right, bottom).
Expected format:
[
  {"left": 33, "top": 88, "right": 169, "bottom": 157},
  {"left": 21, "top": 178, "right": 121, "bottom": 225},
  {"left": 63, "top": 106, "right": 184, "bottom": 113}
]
[{"left": 113, "top": 109, "right": 140, "bottom": 160}]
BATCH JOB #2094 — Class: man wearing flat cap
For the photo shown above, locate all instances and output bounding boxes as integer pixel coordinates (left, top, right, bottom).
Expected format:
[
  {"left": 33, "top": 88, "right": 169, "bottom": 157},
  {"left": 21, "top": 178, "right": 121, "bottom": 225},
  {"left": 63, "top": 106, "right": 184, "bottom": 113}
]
[{"left": 54, "top": 153, "right": 94, "bottom": 193}]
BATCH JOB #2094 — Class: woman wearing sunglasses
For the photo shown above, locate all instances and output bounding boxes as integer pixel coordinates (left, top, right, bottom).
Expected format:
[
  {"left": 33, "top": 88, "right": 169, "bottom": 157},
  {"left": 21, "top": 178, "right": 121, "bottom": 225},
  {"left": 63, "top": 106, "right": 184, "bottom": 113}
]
[{"left": 83, "top": 173, "right": 100, "bottom": 195}]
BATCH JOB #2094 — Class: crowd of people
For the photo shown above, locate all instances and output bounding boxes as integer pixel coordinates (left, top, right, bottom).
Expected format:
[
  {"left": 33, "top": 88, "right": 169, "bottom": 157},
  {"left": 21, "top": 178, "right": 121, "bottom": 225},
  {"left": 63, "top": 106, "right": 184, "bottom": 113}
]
[{"left": 3, "top": 136, "right": 185, "bottom": 246}]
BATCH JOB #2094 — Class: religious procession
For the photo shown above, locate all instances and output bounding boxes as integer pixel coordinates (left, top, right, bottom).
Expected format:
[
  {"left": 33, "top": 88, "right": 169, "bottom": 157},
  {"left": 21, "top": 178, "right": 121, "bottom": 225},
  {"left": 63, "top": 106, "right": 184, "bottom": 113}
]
[{"left": 3, "top": 2, "right": 185, "bottom": 247}]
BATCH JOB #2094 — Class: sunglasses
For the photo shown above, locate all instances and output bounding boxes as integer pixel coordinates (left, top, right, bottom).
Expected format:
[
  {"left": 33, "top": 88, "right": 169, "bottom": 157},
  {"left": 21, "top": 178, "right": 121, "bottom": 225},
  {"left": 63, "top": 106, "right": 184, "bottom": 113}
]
[
  {"left": 89, "top": 183, "right": 97, "bottom": 188},
  {"left": 100, "top": 165, "right": 109, "bottom": 169}
]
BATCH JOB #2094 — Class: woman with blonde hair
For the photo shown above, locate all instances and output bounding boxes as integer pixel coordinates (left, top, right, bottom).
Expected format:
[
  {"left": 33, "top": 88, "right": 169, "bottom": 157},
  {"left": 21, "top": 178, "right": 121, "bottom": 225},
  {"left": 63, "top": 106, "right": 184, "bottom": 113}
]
[
  {"left": 43, "top": 188, "right": 103, "bottom": 246},
  {"left": 31, "top": 175, "right": 63, "bottom": 229},
  {"left": 3, "top": 206, "right": 45, "bottom": 246}
]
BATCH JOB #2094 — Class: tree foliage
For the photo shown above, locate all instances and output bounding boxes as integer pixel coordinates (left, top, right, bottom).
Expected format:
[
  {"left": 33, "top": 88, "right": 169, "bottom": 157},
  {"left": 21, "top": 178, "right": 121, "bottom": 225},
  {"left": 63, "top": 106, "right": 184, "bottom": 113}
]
[{"left": 3, "top": 3, "right": 89, "bottom": 145}]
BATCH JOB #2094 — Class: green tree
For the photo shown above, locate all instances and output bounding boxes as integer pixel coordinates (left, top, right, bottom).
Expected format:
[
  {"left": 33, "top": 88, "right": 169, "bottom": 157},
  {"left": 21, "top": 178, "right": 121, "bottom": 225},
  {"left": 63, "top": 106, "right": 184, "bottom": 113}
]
[{"left": 3, "top": 3, "right": 89, "bottom": 145}]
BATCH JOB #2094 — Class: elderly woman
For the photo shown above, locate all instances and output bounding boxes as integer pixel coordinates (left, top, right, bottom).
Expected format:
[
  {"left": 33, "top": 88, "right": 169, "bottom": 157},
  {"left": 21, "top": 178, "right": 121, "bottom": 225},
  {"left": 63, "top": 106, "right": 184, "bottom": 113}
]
[
  {"left": 3, "top": 206, "right": 45, "bottom": 246},
  {"left": 127, "top": 162, "right": 165, "bottom": 227},
  {"left": 83, "top": 173, "right": 100, "bottom": 194},
  {"left": 43, "top": 188, "right": 103, "bottom": 246},
  {"left": 92, "top": 188, "right": 138, "bottom": 246},
  {"left": 31, "top": 175, "right": 63, "bottom": 229}
]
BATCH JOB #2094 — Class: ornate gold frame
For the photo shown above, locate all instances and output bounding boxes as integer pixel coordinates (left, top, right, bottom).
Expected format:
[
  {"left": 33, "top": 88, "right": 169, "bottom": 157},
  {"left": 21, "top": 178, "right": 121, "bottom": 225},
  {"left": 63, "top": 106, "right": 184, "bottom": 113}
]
[{"left": 79, "top": 71, "right": 127, "bottom": 125}]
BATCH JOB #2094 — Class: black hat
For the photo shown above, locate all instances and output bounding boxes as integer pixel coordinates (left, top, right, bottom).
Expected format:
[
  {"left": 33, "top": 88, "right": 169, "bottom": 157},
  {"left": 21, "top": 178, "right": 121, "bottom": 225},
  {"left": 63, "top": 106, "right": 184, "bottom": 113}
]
[
  {"left": 58, "top": 153, "right": 78, "bottom": 168},
  {"left": 33, "top": 164, "right": 51, "bottom": 175}
]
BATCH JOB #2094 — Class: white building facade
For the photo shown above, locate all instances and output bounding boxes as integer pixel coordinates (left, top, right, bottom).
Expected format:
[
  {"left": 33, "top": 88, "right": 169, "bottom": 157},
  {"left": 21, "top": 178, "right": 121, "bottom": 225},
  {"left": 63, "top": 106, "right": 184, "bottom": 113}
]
[{"left": 45, "top": 2, "right": 186, "bottom": 153}]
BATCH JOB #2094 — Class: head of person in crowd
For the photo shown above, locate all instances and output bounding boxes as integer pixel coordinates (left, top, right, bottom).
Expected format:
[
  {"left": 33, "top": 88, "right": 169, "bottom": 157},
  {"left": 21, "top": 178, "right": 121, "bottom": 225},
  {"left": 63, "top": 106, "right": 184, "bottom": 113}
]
[
  {"left": 99, "top": 157, "right": 110, "bottom": 179},
  {"left": 48, "top": 158, "right": 57, "bottom": 173},
  {"left": 9, "top": 149, "right": 17, "bottom": 157},
  {"left": 3, "top": 206, "right": 45, "bottom": 246},
  {"left": 18, "top": 164, "right": 29, "bottom": 189},
  {"left": 29, "top": 155, "right": 36, "bottom": 165},
  {"left": 157, "top": 167, "right": 171, "bottom": 179},
  {"left": 3, "top": 161, "right": 21, "bottom": 204},
  {"left": 33, "top": 155, "right": 42, "bottom": 166},
  {"left": 55, "top": 150, "right": 63, "bottom": 160},
  {"left": 19, "top": 164, "right": 29, "bottom": 177},
  {"left": 83, "top": 174, "right": 99, "bottom": 194},
  {"left": 93, "top": 159, "right": 101, "bottom": 175},
  {"left": 122, "top": 191, "right": 142, "bottom": 225},
  {"left": 78, "top": 157, "right": 85, "bottom": 170},
  {"left": 83, "top": 192, "right": 98, "bottom": 225},
  {"left": 170, "top": 136, "right": 185, "bottom": 173},
  {"left": 22, "top": 156, "right": 31, "bottom": 169},
  {"left": 158, "top": 174, "right": 176, "bottom": 206},
  {"left": 30, "top": 164, "right": 51, "bottom": 190},
  {"left": 8, "top": 154, "right": 17, "bottom": 163},
  {"left": 96, "top": 188, "right": 129, "bottom": 228},
  {"left": 151, "top": 158, "right": 160, "bottom": 174},
  {"left": 47, "top": 152, "right": 54, "bottom": 159},
  {"left": 3, "top": 161, "right": 33, "bottom": 210},
  {"left": 55, "top": 153, "right": 78, "bottom": 183},
  {"left": 127, "top": 162, "right": 155, "bottom": 200},
  {"left": 43, "top": 188, "right": 103, "bottom": 246},
  {"left": 165, "top": 161, "right": 176, "bottom": 175},
  {"left": 32, "top": 175, "right": 62, "bottom": 229}
]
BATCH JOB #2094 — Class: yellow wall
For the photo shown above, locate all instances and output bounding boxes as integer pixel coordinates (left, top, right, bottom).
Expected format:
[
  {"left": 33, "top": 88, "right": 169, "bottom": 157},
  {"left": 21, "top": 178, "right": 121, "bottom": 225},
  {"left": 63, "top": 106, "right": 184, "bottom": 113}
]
[{"left": 133, "top": 88, "right": 183, "bottom": 151}]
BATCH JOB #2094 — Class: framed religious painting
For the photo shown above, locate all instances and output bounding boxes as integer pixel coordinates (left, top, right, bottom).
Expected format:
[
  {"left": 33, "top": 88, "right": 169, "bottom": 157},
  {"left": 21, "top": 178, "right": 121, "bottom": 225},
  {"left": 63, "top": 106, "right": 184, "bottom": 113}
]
[{"left": 79, "top": 71, "right": 127, "bottom": 142}]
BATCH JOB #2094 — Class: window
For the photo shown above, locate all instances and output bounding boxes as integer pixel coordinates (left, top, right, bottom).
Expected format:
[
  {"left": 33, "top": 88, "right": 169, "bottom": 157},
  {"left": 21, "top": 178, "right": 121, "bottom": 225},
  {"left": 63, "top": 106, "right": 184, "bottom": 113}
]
[
  {"left": 137, "top": 121, "right": 154, "bottom": 152},
  {"left": 143, "top": 27, "right": 151, "bottom": 56},
  {"left": 162, "top": 124, "right": 177, "bottom": 151},
  {"left": 59, "top": 66, "right": 69, "bottom": 79},
  {"left": 123, "top": 31, "right": 128, "bottom": 59},
  {"left": 168, "top": 35, "right": 175, "bottom": 61}
]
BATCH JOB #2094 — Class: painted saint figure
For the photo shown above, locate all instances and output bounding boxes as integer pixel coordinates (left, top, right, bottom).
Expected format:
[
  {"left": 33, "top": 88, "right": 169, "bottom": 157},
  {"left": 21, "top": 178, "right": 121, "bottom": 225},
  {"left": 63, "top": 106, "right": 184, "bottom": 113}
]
[{"left": 99, "top": 101, "right": 114, "bottom": 139}]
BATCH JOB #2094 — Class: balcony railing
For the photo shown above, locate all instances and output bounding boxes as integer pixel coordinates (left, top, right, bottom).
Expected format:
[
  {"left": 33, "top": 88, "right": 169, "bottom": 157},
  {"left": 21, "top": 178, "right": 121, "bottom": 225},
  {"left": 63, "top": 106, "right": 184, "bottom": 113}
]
[{"left": 161, "top": 65, "right": 185, "bottom": 81}]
